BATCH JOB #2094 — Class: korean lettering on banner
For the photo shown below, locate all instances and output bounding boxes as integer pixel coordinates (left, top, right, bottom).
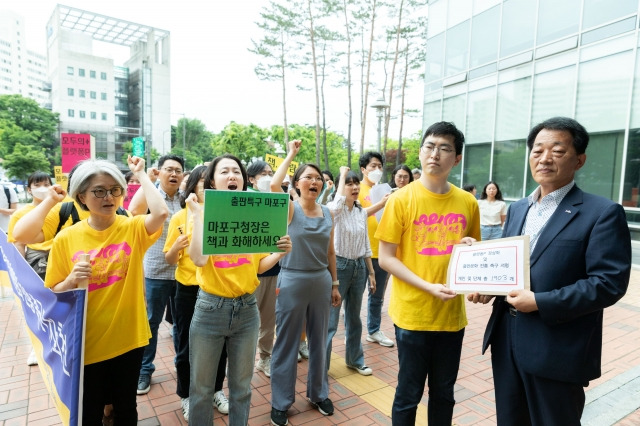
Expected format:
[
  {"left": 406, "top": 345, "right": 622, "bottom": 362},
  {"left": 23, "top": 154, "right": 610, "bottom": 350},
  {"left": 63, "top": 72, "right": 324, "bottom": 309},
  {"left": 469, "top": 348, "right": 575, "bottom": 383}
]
[
  {"left": 0, "top": 231, "right": 86, "bottom": 426},
  {"left": 54, "top": 166, "right": 69, "bottom": 192},
  {"left": 202, "top": 190, "right": 290, "bottom": 255},
  {"left": 123, "top": 184, "right": 141, "bottom": 210},
  {"left": 264, "top": 154, "right": 299, "bottom": 176},
  {"left": 61, "top": 133, "right": 92, "bottom": 173}
]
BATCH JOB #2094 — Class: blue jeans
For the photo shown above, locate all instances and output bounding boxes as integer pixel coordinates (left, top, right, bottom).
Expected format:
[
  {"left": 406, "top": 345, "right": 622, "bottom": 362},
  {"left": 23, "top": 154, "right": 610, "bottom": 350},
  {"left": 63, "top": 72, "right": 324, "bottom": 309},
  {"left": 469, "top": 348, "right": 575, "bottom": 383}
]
[
  {"left": 367, "top": 257, "right": 389, "bottom": 334},
  {"left": 327, "top": 256, "right": 367, "bottom": 369},
  {"left": 140, "top": 278, "right": 176, "bottom": 377},
  {"left": 392, "top": 326, "right": 465, "bottom": 426},
  {"left": 174, "top": 282, "right": 227, "bottom": 398},
  {"left": 481, "top": 224, "right": 502, "bottom": 241},
  {"left": 189, "top": 291, "right": 259, "bottom": 426}
]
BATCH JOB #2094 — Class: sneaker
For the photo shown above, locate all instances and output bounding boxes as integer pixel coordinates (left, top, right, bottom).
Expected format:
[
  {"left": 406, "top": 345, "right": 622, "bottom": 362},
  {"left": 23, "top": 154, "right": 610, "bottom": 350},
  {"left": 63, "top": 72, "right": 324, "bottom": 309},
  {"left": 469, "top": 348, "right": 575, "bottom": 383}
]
[
  {"left": 271, "top": 407, "right": 288, "bottom": 425},
  {"left": 309, "top": 398, "right": 334, "bottom": 416},
  {"left": 299, "top": 340, "right": 309, "bottom": 359},
  {"left": 298, "top": 351, "right": 302, "bottom": 362},
  {"left": 213, "top": 390, "right": 229, "bottom": 414},
  {"left": 26, "top": 349, "right": 38, "bottom": 366},
  {"left": 256, "top": 357, "right": 271, "bottom": 377},
  {"left": 366, "top": 330, "right": 394, "bottom": 347},
  {"left": 348, "top": 364, "right": 373, "bottom": 376},
  {"left": 180, "top": 398, "right": 189, "bottom": 422},
  {"left": 137, "top": 374, "right": 151, "bottom": 395}
]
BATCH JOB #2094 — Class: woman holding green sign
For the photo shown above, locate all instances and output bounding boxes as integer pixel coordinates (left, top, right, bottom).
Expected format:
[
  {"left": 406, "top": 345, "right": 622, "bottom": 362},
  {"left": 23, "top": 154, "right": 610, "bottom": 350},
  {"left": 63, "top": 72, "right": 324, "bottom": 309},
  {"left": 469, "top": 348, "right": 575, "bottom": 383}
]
[
  {"left": 269, "top": 140, "right": 342, "bottom": 426},
  {"left": 186, "top": 154, "right": 292, "bottom": 426}
]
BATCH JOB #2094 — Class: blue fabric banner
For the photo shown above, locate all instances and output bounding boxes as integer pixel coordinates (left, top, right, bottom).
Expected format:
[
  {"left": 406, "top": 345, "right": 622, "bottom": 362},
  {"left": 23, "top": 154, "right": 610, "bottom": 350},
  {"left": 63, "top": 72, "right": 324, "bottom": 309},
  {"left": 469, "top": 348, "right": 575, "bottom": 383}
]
[{"left": 0, "top": 231, "right": 86, "bottom": 426}]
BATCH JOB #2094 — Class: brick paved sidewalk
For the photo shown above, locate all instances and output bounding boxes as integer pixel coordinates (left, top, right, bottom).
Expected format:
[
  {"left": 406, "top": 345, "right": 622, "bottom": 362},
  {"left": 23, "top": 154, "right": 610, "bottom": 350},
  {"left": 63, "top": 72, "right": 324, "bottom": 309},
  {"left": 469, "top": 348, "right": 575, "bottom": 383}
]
[{"left": 1, "top": 270, "right": 639, "bottom": 425}]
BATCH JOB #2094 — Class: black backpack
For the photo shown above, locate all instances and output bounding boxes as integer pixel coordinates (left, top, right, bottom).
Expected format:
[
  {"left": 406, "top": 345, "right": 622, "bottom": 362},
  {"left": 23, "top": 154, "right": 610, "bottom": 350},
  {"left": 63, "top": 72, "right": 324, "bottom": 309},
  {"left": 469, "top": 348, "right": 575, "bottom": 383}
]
[{"left": 55, "top": 201, "right": 130, "bottom": 235}]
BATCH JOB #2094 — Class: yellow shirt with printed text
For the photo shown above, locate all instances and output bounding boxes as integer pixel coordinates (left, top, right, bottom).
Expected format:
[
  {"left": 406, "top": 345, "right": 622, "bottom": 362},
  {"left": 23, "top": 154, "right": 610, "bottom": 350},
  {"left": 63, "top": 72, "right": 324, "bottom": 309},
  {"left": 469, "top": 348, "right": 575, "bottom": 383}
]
[
  {"left": 196, "top": 252, "right": 268, "bottom": 298},
  {"left": 375, "top": 181, "right": 480, "bottom": 331},
  {"left": 45, "top": 215, "right": 161, "bottom": 365}
]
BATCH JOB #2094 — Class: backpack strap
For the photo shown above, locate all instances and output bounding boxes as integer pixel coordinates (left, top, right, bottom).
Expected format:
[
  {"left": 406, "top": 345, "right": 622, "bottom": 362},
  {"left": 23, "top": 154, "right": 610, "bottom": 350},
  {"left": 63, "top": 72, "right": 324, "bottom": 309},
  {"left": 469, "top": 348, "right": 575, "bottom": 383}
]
[
  {"left": 55, "top": 202, "right": 75, "bottom": 236},
  {"left": 2, "top": 186, "right": 10, "bottom": 208}
]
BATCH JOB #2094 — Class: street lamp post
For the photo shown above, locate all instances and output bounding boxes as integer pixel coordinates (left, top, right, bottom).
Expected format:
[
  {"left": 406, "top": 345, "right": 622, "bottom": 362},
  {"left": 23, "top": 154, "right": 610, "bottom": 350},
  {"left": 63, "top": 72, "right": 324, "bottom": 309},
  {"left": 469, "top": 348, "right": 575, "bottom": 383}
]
[{"left": 370, "top": 96, "right": 390, "bottom": 152}]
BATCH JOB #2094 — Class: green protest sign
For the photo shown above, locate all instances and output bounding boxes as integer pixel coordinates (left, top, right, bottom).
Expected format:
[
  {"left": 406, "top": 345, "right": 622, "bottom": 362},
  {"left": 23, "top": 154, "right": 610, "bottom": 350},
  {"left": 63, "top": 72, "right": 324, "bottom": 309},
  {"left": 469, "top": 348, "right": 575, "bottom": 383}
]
[
  {"left": 132, "top": 137, "right": 145, "bottom": 157},
  {"left": 202, "top": 190, "right": 289, "bottom": 255}
]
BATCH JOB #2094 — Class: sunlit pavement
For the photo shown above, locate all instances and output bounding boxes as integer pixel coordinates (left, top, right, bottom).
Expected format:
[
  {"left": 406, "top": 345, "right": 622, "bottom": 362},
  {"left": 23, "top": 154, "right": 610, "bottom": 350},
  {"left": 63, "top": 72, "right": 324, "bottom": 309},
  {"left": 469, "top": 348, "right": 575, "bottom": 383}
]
[{"left": 1, "top": 262, "right": 639, "bottom": 425}]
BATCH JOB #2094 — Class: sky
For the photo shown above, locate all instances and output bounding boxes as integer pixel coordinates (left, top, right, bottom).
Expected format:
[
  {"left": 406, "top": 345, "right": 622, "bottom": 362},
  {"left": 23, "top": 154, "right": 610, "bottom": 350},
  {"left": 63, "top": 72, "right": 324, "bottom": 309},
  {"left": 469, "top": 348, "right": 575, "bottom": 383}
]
[{"left": 6, "top": 0, "right": 426, "bottom": 151}]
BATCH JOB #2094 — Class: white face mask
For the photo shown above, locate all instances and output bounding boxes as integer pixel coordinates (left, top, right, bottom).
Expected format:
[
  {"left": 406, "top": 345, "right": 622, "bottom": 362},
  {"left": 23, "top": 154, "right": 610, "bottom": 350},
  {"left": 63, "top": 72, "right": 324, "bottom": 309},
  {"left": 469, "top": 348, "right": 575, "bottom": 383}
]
[
  {"left": 367, "top": 169, "right": 383, "bottom": 184},
  {"left": 31, "top": 186, "right": 50, "bottom": 200},
  {"left": 257, "top": 175, "right": 272, "bottom": 192}
]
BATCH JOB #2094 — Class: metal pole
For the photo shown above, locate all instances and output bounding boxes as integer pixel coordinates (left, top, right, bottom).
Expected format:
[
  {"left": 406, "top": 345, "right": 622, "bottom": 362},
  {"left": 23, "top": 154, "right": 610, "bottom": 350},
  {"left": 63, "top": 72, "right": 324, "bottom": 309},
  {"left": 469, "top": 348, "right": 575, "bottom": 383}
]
[{"left": 376, "top": 110, "right": 382, "bottom": 152}]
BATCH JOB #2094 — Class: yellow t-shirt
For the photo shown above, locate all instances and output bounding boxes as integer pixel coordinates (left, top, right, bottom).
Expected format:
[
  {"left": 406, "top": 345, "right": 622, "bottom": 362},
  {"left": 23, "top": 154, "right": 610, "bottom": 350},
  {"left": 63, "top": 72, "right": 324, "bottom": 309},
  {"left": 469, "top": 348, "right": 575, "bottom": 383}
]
[
  {"left": 7, "top": 204, "right": 52, "bottom": 251},
  {"left": 44, "top": 215, "right": 162, "bottom": 365},
  {"left": 358, "top": 183, "right": 380, "bottom": 258},
  {"left": 375, "top": 181, "right": 480, "bottom": 332},
  {"left": 163, "top": 208, "right": 197, "bottom": 285},
  {"left": 42, "top": 198, "right": 90, "bottom": 242},
  {"left": 196, "top": 252, "right": 268, "bottom": 298}
]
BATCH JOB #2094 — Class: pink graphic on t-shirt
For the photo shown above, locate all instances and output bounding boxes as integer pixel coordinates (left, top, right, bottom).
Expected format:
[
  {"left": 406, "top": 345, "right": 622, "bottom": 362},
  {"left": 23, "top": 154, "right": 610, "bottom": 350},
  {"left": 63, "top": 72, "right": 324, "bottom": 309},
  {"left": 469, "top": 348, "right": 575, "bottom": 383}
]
[
  {"left": 213, "top": 255, "right": 251, "bottom": 268},
  {"left": 72, "top": 242, "right": 132, "bottom": 292},
  {"left": 413, "top": 212, "right": 467, "bottom": 255}
]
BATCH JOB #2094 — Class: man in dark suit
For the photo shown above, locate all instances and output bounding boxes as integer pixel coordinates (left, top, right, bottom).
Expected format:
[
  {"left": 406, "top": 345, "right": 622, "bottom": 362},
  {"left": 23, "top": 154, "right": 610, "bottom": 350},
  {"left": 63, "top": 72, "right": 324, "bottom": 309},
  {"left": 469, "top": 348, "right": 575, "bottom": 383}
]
[{"left": 468, "top": 116, "right": 631, "bottom": 425}]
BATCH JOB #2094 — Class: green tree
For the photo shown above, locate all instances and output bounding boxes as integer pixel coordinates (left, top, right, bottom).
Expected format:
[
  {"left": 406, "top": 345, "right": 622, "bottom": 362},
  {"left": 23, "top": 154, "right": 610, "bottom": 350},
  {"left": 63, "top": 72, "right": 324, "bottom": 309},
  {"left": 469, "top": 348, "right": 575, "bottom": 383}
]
[
  {"left": 3, "top": 142, "right": 50, "bottom": 199},
  {"left": 0, "top": 95, "right": 60, "bottom": 167},
  {"left": 211, "top": 122, "right": 271, "bottom": 163},
  {"left": 121, "top": 141, "right": 160, "bottom": 166}
]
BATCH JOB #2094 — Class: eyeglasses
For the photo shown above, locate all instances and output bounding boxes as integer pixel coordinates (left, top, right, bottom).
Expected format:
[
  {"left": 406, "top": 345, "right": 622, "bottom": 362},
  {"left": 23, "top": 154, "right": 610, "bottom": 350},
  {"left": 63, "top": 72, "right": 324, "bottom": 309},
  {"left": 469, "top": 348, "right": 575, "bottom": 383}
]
[
  {"left": 299, "top": 176, "right": 324, "bottom": 183},
  {"left": 421, "top": 144, "right": 455, "bottom": 155},
  {"left": 161, "top": 167, "right": 184, "bottom": 175},
  {"left": 396, "top": 174, "right": 410, "bottom": 180},
  {"left": 91, "top": 187, "right": 124, "bottom": 198}
]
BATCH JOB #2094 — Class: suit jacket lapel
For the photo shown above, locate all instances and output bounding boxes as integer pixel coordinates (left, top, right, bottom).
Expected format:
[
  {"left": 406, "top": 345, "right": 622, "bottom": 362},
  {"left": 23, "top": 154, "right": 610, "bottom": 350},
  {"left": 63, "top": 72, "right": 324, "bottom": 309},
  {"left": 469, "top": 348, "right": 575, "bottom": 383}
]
[{"left": 530, "top": 186, "right": 583, "bottom": 267}]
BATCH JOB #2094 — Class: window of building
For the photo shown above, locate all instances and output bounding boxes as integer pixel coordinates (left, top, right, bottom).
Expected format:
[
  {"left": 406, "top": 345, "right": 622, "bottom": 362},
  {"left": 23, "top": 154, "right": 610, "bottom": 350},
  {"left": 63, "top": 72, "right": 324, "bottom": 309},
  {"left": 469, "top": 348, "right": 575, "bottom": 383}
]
[
  {"left": 426, "top": 33, "right": 445, "bottom": 82},
  {"left": 79, "top": 89, "right": 85, "bottom": 98},
  {"left": 101, "top": 72, "right": 107, "bottom": 80},
  {"left": 583, "top": 0, "right": 637, "bottom": 30},
  {"left": 577, "top": 131, "right": 624, "bottom": 200},
  {"left": 427, "top": 0, "right": 447, "bottom": 37},
  {"left": 470, "top": 6, "right": 499, "bottom": 68},
  {"left": 448, "top": 0, "right": 472, "bottom": 27},
  {"left": 500, "top": 0, "right": 536, "bottom": 58},
  {"left": 423, "top": 99, "right": 442, "bottom": 129},
  {"left": 531, "top": 65, "right": 576, "bottom": 125},
  {"left": 101, "top": 92, "right": 107, "bottom": 101},
  {"left": 495, "top": 77, "right": 532, "bottom": 141},
  {"left": 79, "top": 68, "right": 85, "bottom": 77},
  {"left": 67, "top": 66, "right": 74, "bottom": 75},
  {"left": 91, "top": 111, "right": 96, "bottom": 119},
  {"left": 101, "top": 113, "right": 107, "bottom": 121},
  {"left": 576, "top": 50, "right": 633, "bottom": 132},
  {"left": 67, "top": 88, "right": 74, "bottom": 96},
  {"left": 537, "top": 0, "right": 580, "bottom": 45},
  {"left": 90, "top": 70, "right": 96, "bottom": 78},
  {"left": 68, "top": 109, "right": 74, "bottom": 117},
  {"left": 466, "top": 86, "right": 495, "bottom": 143},
  {"left": 79, "top": 110, "right": 85, "bottom": 118},
  {"left": 493, "top": 139, "right": 527, "bottom": 199},
  {"left": 463, "top": 143, "right": 491, "bottom": 189},
  {"left": 90, "top": 91, "right": 96, "bottom": 99},
  {"left": 445, "top": 20, "right": 470, "bottom": 77},
  {"left": 443, "top": 94, "right": 466, "bottom": 132}
]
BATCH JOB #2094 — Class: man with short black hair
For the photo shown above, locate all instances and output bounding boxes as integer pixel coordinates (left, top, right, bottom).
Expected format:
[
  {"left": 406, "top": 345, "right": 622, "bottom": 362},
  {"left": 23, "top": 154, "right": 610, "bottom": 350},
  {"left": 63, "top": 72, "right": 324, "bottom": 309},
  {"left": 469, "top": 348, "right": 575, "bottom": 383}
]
[
  {"left": 377, "top": 122, "right": 479, "bottom": 425},
  {"left": 130, "top": 155, "right": 184, "bottom": 395},
  {"left": 469, "top": 117, "right": 631, "bottom": 425}
]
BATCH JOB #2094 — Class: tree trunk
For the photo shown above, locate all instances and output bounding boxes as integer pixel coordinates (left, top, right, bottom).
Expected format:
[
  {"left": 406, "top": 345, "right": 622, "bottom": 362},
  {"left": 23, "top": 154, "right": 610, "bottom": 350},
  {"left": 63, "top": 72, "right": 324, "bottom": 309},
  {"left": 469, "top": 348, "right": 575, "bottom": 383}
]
[
  {"left": 321, "top": 42, "right": 329, "bottom": 170},
  {"left": 280, "top": 31, "right": 290, "bottom": 146},
  {"left": 343, "top": 0, "right": 353, "bottom": 169},
  {"left": 384, "top": 0, "right": 404, "bottom": 157},
  {"left": 396, "top": 40, "right": 410, "bottom": 167},
  {"left": 307, "top": 0, "right": 322, "bottom": 166},
  {"left": 359, "top": 0, "right": 377, "bottom": 155}
]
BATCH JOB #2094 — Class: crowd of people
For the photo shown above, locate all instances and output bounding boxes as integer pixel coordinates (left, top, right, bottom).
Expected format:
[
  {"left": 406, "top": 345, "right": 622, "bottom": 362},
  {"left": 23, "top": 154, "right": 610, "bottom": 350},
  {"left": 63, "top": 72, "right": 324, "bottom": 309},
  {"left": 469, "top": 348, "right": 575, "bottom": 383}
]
[{"left": 2, "top": 116, "right": 631, "bottom": 426}]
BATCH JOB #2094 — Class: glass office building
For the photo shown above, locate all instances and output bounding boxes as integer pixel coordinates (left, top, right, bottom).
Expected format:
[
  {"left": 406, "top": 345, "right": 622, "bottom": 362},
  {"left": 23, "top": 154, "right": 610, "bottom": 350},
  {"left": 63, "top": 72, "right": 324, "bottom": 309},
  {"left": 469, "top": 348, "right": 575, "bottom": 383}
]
[{"left": 424, "top": 0, "right": 640, "bottom": 237}]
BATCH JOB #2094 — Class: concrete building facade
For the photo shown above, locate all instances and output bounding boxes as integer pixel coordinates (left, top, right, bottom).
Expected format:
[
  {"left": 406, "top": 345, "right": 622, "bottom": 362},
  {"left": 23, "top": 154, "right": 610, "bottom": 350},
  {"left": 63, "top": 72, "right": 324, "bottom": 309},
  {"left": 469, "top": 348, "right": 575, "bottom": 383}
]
[
  {"left": 46, "top": 5, "right": 170, "bottom": 167},
  {"left": 423, "top": 0, "right": 640, "bottom": 236},
  {"left": 0, "top": 10, "right": 50, "bottom": 107}
]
